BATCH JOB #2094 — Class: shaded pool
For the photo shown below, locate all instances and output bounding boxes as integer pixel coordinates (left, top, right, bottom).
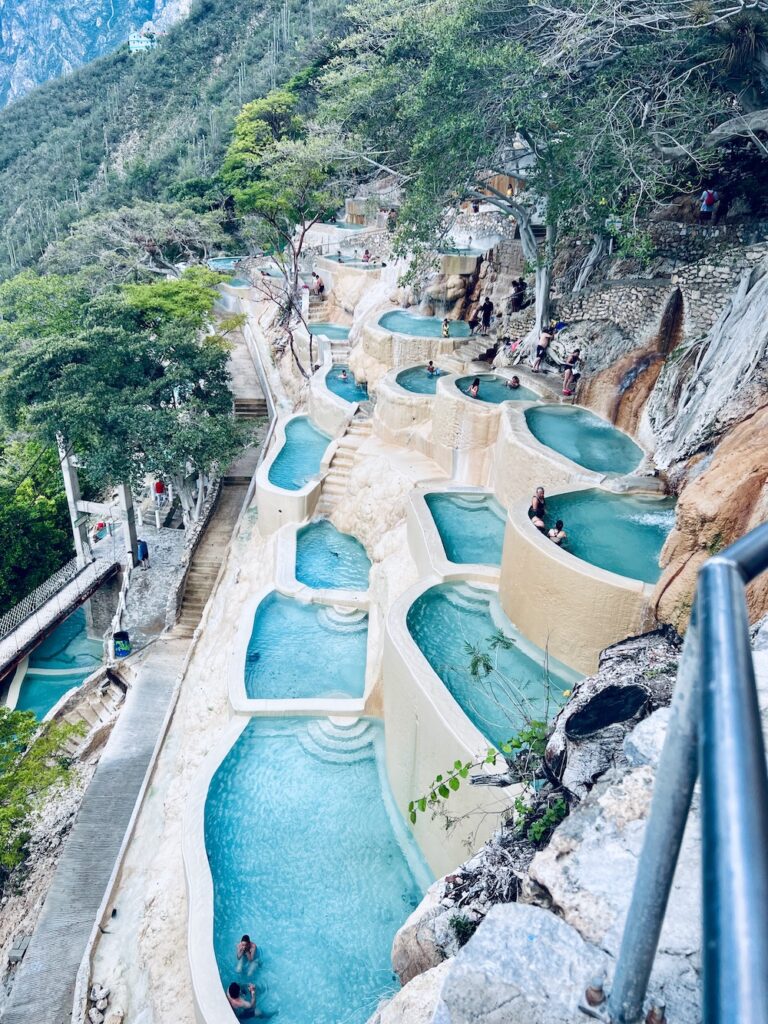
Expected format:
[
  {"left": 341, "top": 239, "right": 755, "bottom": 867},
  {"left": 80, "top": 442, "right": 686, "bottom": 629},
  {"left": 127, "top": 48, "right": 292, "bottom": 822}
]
[
  {"left": 268, "top": 417, "right": 331, "bottom": 491},
  {"left": 207, "top": 256, "right": 248, "bottom": 271},
  {"left": 309, "top": 322, "right": 350, "bottom": 341},
  {"left": 545, "top": 489, "right": 676, "bottom": 584},
  {"left": 525, "top": 406, "right": 643, "bottom": 476},
  {"left": 425, "top": 492, "right": 506, "bottom": 566},
  {"left": 379, "top": 310, "right": 470, "bottom": 338},
  {"left": 226, "top": 278, "right": 250, "bottom": 289},
  {"left": 296, "top": 520, "right": 371, "bottom": 590},
  {"left": 245, "top": 592, "right": 368, "bottom": 699},
  {"left": 395, "top": 366, "right": 444, "bottom": 395},
  {"left": 205, "top": 717, "right": 431, "bottom": 1024},
  {"left": 325, "top": 365, "right": 368, "bottom": 405},
  {"left": 16, "top": 606, "right": 102, "bottom": 718},
  {"left": 455, "top": 374, "right": 538, "bottom": 404},
  {"left": 407, "top": 583, "right": 579, "bottom": 747}
]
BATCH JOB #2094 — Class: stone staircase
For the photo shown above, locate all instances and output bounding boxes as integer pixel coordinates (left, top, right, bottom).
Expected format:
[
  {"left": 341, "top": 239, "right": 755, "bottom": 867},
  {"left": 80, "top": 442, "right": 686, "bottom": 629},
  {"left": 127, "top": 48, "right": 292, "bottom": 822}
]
[
  {"left": 172, "top": 484, "right": 247, "bottom": 637},
  {"left": 315, "top": 418, "right": 372, "bottom": 517},
  {"left": 234, "top": 397, "right": 267, "bottom": 420},
  {"left": 60, "top": 677, "right": 127, "bottom": 755},
  {"left": 443, "top": 336, "right": 497, "bottom": 374},
  {"left": 297, "top": 717, "right": 376, "bottom": 764}
]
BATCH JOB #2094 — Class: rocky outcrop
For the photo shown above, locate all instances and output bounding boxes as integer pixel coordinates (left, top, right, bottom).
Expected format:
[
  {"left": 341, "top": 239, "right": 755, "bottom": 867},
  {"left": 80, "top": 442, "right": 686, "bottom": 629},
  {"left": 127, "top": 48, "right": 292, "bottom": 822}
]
[
  {"left": 545, "top": 627, "right": 681, "bottom": 798},
  {"left": 653, "top": 405, "right": 768, "bottom": 630}
]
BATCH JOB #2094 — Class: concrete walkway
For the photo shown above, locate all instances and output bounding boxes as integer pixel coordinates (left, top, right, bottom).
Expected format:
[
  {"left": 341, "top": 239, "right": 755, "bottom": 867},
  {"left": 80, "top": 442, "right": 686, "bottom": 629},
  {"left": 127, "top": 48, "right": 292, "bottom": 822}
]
[{"left": 1, "top": 637, "right": 188, "bottom": 1024}]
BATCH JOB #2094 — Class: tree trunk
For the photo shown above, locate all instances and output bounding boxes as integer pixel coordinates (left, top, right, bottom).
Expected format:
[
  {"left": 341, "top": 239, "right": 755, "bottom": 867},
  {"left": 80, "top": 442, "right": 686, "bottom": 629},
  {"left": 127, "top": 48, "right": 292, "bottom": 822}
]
[{"left": 573, "top": 233, "right": 607, "bottom": 292}]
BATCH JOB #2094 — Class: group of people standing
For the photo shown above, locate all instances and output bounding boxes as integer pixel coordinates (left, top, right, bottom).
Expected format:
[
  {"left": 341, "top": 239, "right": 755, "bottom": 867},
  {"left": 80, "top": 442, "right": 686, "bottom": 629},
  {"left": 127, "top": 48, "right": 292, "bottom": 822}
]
[{"left": 533, "top": 326, "right": 584, "bottom": 396}]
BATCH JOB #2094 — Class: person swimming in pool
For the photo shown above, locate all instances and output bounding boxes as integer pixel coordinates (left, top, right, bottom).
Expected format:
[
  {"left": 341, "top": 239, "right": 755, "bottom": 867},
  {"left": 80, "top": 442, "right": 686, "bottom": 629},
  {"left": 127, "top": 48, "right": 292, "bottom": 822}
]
[
  {"left": 468, "top": 377, "right": 480, "bottom": 398},
  {"left": 548, "top": 519, "right": 567, "bottom": 545},
  {"left": 227, "top": 982, "right": 277, "bottom": 1019},
  {"left": 236, "top": 935, "right": 259, "bottom": 969},
  {"left": 528, "top": 487, "right": 546, "bottom": 532},
  {"left": 340, "top": 369, "right": 348, "bottom": 381},
  {"left": 505, "top": 375, "right": 520, "bottom": 389},
  {"left": 426, "top": 361, "right": 438, "bottom": 376},
  {"left": 442, "top": 317, "right": 450, "bottom": 338}
]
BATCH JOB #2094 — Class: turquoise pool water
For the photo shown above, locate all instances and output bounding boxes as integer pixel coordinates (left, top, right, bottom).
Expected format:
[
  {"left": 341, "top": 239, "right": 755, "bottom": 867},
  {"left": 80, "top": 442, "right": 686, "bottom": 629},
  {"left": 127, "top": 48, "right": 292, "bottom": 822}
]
[
  {"left": 395, "top": 365, "right": 444, "bottom": 394},
  {"left": 525, "top": 406, "right": 643, "bottom": 476},
  {"left": 425, "top": 492, "right": 506, "bottom": 566},
  {"left": 456, "top": 374, "right": 538, "bottom": 404},
  {"left": 245, "top": 592, "right": 368, "bottom": 699},
  {"left": 545, "top": 489, "right": 677, "bottom": 584},
  {"left": 227, "top": 278, "right": 250, "bottom": 288},
  {"left": 440, "top": 247, "right": 484, "bottom": 256},
  {"left": 407, "top": 583, "right": 579, "bottom": 746},
  {"left": 309, "top": 322, "right": 350, "bottom": 341},
  {"left": 268, "top": 417, "right": 331, "bottom": 491},
  {"left": 324, "top": 256, "right": 379, "bottom": 268},
  {"left": 379, "top": 310, "right": 471, "bottom": 338},
  {"left": 296, "top": 520, "right": 371, "bottom": 591},
  {"left": 205, "top": 717, "right": 431, "bottom": 1024},
  {"left": 323, "top": 221, "right": 367, "bottom": 230},
  {"left": 16, "top": 606, "right": 102, "bottom": 718},
  {"left": 325, "top": 365, "right": 368, "bottom": 404},
  {"left": 207, "top": 256, "right": 248, "bottom": 271}
]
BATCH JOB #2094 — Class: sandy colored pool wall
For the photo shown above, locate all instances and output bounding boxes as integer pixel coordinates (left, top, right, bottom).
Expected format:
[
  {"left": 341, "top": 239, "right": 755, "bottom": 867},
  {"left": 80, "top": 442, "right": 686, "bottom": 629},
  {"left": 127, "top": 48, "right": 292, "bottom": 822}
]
[
  {"left": 355, "top": 322, "right": 457, "bottom": 389},
  {"left": 308, "top": 361, "right": 357, "bottom": 437},
  {"left": 384, "top": 582, "right": 512, "bottom": 876},
  {"left": 255, "top": 414, "right": 332, "bottom": 535},
  {"left": 407, "top": 487, "right": 502, "bottom": 586},
  {"left": 499, "top": 501, "right": 654, "bottom": 674},
  {"left": 490, "top": 405, "right": 605, "bottom": 509}
]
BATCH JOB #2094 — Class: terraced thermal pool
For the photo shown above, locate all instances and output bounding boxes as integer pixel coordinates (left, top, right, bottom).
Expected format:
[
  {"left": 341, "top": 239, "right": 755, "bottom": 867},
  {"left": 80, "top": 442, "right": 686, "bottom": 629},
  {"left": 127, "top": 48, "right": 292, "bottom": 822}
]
[
  {"left": 296, "top": 520, "right": 371, "bottom": 590},
  {"left": 379, "top": 310, "right": 471, "bottom": 338},
  {"left": 309, "top": 322, "right": 350, "bottom": 340},
  {"left": 425, "top": 492, "right": 506, "bottom": 566},
  {"left": 455, "top": 374, "right": 538, "bottom": 403},
  {"left": 525, "top": 406, "right": 643, "bottom": 475},
  {"left": 325, "top": 365, "right": 368, "bottom": 404},
  {"left": 407, "top": 583, "right": 579, "bottom": 747},
  {"left": 268, "top": 416, "right": 331, "bottom": 491},
  {"left": 244, "top": 592, "right": 368, "bottom": 699},
  {"left": 395, "top": 365, "right": 444, "bottom": 394},
  {"left": 207, "top": 256, "right": 248, "bottom": 271},
  {"left": 205, "top": 717, "right": 430, "bottom": 1024},
  {"left": 16, "top": 606, "right": 102, "bottom": 718},
  {"left": 545, "top": 489, "right": 677, "bottom": 584}
]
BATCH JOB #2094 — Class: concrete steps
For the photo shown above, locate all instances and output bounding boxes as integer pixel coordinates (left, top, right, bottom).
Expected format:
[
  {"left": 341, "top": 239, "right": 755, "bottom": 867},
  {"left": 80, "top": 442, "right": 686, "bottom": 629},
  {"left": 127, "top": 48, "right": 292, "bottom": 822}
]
[
  {"left": 315, "top": 419, "right": 372, "bottom": 516},
  {"left": 298, "top": 718, "right": 376, "bottom": 764},
  {"left": 234, "top": 397, "right": 267, "bottom": 419},
  {"left": 61, "top": 679, "right": 127, "bottom": 755}
]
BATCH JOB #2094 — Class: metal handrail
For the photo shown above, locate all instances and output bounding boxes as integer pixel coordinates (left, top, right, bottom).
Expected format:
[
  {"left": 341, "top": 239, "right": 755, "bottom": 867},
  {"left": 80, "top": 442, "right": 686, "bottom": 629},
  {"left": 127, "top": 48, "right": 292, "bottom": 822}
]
[
  {"left": 0, "top": 557, "right": 87, "bottom": 641},
  {"left": 602, "top": 522, "right": 768, "bottom": 1023}
]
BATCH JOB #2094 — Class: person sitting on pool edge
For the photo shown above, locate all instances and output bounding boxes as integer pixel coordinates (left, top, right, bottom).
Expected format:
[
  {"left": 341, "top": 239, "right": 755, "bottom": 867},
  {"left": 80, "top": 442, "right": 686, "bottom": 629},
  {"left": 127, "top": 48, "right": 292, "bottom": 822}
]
[
  {"left": 426, "top": 361, "right": 438, "bottom": 376},
  {"left": 548, "top": 519, "right": 567, "bottom": 545},
  {"left": 528, "top": 486, "right": 546, "bottom": 532},
  {"left": 504, "top": 375, "right": 520, "bottom": 389},
  {"left": 468, "top": 377, "right": 480, "bottom": 398},
  {"left": 227, "top": 982, "right": 277, "bottom": 1020},
  {"left": 442, "top": 317, "right": 451, "bottom": 338}
]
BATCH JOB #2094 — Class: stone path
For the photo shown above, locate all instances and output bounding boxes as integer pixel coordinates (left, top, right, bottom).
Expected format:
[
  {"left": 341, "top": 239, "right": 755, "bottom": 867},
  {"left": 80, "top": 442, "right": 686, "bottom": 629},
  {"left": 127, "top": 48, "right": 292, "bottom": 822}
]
[{"left": 1, "top": 638, "right": 188, "bottom": 1024}]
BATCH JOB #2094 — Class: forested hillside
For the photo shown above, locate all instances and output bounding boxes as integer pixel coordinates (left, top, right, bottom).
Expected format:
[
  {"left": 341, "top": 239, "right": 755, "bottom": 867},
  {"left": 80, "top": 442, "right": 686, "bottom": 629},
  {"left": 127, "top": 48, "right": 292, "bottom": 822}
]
[
  {"left": 0, "top": 0, "right": 344, "bottom": 278},
  {"left": 0, "top": 0, "right": 188, "bottom": 108}
]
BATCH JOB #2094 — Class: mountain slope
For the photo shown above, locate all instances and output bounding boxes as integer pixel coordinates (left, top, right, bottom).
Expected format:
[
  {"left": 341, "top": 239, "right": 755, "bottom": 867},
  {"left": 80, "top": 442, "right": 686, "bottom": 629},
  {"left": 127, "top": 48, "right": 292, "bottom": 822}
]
[
  {"left": 0, "top": 0, "right": 344, "bottom": 278},
  {"left": 0, "top": 0, "right": 190, "bottom": 107}
]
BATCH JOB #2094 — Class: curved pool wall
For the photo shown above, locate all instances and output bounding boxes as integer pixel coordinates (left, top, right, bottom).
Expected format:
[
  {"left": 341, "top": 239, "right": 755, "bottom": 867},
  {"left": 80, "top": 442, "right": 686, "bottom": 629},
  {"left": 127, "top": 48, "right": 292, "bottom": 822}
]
[
  {"left": 430, "top": 372, "right": 544, "bottom": 485},
  {"left": 407, "top": 487, "right": 505, "bottom": 584},
  {"left": 378, "top": 310, "right": 471, "bottom": 339},
  {"left": 499, "top": 487, "right": 666, "bottom": 674},
  {"left": 275, "top": 522, "right": 371, "bottom": 608},
  {"left": 395, "top": 365, "right": 445, "bottom": 395},
  {"left": 308, "top": 362, "right": 359, "bottom": 437},
  {"left": 384, "top": 579, "right": 529, "bottom": 874},
  {"left": 372, "top": 368, "right": 439, "bottom": 458},
  {"left": 185, "top": 715, "right": 432, "bottom": 1024},
  {"left": 256, "top": 414, "right": 334, "bottom": 535},
  {"left": 228, "top": 588, "right": 372, "bottom": 715},
  {"left": 455, "top": 373, "right": 539, "bottom": 404},
  {"left": 358, "top": 319, "right": 462, "bottom": 389},
  {"left": 491, "top": 405, "right": 611, "bottom": 510},
  {"left": 525, "top": 405, "right": 644, "bottom": 476},
  {"left": 406, "top": 581, "right": 580, "bottom": 749},
  {"left": 295, "top": 520, "right": 371, "bottom": 591}
]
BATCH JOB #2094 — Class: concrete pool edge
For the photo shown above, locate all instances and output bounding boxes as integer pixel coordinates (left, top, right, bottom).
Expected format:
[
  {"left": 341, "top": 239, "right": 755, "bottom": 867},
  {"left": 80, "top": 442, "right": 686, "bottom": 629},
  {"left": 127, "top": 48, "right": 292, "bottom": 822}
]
[
  {"left": 227, "top": 585, "right": 372, "bottom": 717},
  {"left": 385, "top": 578, "right": 512, "bottom": 875},
  {"left": 407, "top": 486, "right": 503, "bottom": 585},
  {"left": 499, "top": 493, "right": 655, "bottom": 675},
  {"left": 309, "top": 359, "right": 364, "bottom": 437},
  {"left": 274, "top": 521, "right": 372, "bottom": 606},
  {"left": 255, "top": 413, "right": 333, "bottom": 535}
]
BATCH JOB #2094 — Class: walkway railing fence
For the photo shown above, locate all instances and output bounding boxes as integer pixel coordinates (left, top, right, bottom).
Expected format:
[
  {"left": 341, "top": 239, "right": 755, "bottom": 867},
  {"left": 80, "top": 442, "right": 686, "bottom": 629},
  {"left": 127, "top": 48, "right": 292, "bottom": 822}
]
[
  {"left": 0, "top": 557, "right": 85, "bottom": 642},
  {"left": 594, "top": 522, "right": 768, "bottom": 1024}
]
